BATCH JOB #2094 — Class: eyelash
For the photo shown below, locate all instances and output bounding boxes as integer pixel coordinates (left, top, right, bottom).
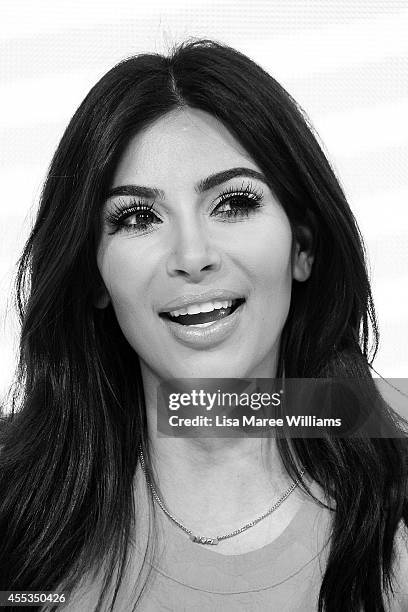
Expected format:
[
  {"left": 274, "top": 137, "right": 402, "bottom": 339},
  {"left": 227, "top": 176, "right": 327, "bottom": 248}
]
[
  {"left": 105, "top": 182, "right": 264, "bottom": 235},
  {"left": 106, "top": 200, "right": 158, "bottom": 235}
]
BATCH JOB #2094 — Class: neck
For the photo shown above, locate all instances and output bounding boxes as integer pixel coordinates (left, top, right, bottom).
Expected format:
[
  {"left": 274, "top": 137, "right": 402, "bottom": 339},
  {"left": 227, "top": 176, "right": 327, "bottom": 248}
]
[{"left": 138, "top": 363, "right": 302, "bottom": 538}]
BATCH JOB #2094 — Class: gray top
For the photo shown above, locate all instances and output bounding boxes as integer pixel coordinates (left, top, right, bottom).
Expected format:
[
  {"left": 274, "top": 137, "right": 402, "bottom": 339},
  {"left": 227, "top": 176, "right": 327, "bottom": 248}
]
[
  {"left": 137, "top": 495, "right": 332, "bottom": 611},
  {"left": 61, "top": 494, "right": 408, "bottom": 611}
]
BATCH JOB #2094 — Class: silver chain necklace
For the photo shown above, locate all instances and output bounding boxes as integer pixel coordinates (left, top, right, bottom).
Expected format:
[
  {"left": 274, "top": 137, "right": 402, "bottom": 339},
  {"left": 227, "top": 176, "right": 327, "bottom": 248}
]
[{"left": 139, "top": 448, "right": 305, "bottom": 546}]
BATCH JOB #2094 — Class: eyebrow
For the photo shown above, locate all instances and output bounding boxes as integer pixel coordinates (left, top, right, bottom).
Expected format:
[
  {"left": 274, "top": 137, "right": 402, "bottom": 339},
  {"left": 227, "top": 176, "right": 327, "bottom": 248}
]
[
  {"left": 196, "top": 167, "right": 267, "bottom": 192},
  {"left": 105, "top": 167, "right": 267, "bottom": 200}
]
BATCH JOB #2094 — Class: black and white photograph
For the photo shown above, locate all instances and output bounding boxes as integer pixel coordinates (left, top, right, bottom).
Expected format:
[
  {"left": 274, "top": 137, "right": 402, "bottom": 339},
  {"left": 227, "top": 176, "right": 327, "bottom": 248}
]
[{"left": 0, "top": 1, "right": 407, "bottom": 610}]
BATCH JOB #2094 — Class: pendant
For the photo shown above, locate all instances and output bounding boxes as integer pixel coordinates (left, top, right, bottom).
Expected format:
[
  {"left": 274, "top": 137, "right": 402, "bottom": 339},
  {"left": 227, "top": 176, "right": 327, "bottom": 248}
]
[{"left": 189, "top": 534, "right": 219, "bottom": 545}]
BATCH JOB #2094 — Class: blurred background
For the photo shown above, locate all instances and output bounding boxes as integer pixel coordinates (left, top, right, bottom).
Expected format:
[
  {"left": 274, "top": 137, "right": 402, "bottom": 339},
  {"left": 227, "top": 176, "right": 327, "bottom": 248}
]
[{"left": 1, "top": 0, "right": 407, "bottom": 404}]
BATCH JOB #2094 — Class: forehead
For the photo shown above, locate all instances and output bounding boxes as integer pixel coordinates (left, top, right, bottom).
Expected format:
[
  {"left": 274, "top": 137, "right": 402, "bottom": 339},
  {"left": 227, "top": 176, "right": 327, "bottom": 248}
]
[{"left": 111, "top": 107, "right": 258, "bottom": 188}]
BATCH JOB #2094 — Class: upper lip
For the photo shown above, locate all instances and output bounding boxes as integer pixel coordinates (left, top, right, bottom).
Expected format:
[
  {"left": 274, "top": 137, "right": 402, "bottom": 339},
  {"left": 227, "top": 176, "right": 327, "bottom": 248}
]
[{"left": 158, "top": 290, "right": 246, "bottom": 313}]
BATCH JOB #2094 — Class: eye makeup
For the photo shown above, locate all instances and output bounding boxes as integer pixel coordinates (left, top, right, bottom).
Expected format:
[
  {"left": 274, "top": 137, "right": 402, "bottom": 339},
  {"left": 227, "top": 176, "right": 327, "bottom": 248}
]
[
  {"left": 105, "top": 198, "right": 161, "bottom": 235},
  {"left": 104, "top": 179, "right": 265, "bottom": 235},
  {"left": 211, "top": 180, "right": 264, "bottom": 220}
]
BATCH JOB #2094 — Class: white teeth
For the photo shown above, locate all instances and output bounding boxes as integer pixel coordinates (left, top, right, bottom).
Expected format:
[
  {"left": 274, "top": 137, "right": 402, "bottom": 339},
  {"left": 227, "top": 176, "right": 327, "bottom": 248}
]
[
  {"left": 168, "top": 299, "right": 233, "bottom": 318},
  {"left": 192, "top": 321, "right": 214, "bottom": 327},
  {"left": 170, "top": 307, "right": 188, "bottom": 317},
  {"left": 185, "top": 304, "right": 200, "bottom": 315}
]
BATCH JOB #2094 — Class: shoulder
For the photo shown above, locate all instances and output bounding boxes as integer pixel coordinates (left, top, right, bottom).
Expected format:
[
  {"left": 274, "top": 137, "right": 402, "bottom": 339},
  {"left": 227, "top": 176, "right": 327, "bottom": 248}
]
[
  {"left": 386, "top": 519, "right": 408, "bottom": 611},
  {"left": 393, "top": 520, "right": 408, "bottom": 588}
]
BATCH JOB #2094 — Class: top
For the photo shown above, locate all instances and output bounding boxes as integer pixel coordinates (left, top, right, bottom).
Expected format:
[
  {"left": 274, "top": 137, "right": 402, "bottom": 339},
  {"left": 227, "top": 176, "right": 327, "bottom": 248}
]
[
  {"left": 62, "top": 492, "right": 408, "bottom": 611},
  {"left": 135, "top": 493, "right": 331, "bottom": 611}
]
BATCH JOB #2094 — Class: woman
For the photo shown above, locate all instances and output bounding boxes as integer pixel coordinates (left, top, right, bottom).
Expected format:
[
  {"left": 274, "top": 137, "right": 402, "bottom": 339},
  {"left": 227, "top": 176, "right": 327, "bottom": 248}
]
[{"left": 0, "top": 39, "right": 407, "bottom": 611}]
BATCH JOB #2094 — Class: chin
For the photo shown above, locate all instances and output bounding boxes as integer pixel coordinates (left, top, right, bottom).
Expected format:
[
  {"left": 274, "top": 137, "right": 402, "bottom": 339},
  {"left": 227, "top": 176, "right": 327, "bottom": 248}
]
[{"left": 163, "top": 360, "right": 251, "bottom": 380}]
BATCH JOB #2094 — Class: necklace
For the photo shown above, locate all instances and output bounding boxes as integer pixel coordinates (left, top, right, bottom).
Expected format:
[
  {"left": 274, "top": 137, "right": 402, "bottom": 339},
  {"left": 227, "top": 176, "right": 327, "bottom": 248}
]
[{"left": 139, "top": 448, "right": 305, "bottom": 546}]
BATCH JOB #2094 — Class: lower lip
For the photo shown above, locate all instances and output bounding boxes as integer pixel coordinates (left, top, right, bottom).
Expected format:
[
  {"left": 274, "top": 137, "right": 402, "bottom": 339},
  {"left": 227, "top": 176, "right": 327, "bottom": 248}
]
[{"left": 160, "top": 302, "right": 245, "bottom": 349}]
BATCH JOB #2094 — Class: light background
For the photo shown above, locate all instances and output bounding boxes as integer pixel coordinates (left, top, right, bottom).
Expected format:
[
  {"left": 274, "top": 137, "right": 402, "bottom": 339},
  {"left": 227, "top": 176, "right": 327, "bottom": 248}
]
[{"left": 1, "top": 0, "right": 407, "bottom": 403}]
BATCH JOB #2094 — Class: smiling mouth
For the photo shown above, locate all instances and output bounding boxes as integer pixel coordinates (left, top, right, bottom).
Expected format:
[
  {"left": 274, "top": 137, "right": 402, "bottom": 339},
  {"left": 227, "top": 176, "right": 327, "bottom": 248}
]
[{"left": 160, "top": 298, "right": 245, "bottom": 326}]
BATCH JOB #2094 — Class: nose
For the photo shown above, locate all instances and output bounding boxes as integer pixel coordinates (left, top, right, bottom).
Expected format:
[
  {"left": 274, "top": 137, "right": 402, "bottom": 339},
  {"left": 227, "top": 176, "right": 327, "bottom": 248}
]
[{"left": 166, "top": 216, "right": 221, "bottom": 282}]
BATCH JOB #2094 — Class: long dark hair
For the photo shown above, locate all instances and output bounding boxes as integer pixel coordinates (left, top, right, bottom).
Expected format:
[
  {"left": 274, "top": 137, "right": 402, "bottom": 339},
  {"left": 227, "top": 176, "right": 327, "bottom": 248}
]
[{"left": 0, "top": 39, "right": 407, "bottom": 611}]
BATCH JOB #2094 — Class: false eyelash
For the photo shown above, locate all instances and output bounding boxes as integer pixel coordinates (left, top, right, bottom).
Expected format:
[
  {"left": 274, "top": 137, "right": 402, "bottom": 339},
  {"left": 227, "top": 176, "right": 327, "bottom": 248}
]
[
  {"left": 104, "top": 180, "right": 265, "bottom": 234},
  {"left": 211, "top": 180, "right": 265, "bottom": 218},
  {"left": 217, "top": 180, "right": 264, "bottom": 203},
  {"left": 105, "top": 197, "right": 157, "bottom": 227}
]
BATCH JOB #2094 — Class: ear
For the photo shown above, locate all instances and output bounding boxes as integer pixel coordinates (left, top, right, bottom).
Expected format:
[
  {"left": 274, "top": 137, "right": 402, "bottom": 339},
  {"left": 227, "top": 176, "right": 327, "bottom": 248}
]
[
  {"left": 292, "top": 226, "right": 314, "bottom": 282},
  {"left": 94, "top": 286, "right": 111, "bottom": 309}
]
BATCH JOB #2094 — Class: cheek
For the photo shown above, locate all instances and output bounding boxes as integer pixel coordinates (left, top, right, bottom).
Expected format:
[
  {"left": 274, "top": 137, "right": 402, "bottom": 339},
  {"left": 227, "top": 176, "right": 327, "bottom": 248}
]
[
  {"left": 240, "top": 220, "right": 293, "bottom": 292},
  {"left": 97, "top": 241, "right": 152, "bottom": 321},
  {"left": 241, "top": 221, "right": 293, "bottom": 337},
  {"left": 97, "top": 242, "right": 163, "bottom": 359}
]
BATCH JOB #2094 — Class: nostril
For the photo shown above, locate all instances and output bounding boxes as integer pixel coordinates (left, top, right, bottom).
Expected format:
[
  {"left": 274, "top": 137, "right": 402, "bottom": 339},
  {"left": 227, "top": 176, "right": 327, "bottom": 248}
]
[{"left": 166, "top": 241, "right": 221, "bottom": 279}]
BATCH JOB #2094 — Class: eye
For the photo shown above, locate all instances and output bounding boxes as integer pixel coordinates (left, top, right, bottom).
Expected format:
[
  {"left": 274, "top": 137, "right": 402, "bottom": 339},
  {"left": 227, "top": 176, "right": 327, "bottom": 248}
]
[
  {"left": 211, "top": 183, "right": 264, "bottom": 220},
  {"left": 105, "top": 199, "right": 162, "bottom": 235}
]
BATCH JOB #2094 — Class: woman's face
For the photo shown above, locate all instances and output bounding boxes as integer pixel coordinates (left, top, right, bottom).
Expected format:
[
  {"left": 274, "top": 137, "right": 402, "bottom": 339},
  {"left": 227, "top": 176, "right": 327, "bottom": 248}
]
[{"left": 97, "top": 108, "right": 311, "bottom": 381}]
